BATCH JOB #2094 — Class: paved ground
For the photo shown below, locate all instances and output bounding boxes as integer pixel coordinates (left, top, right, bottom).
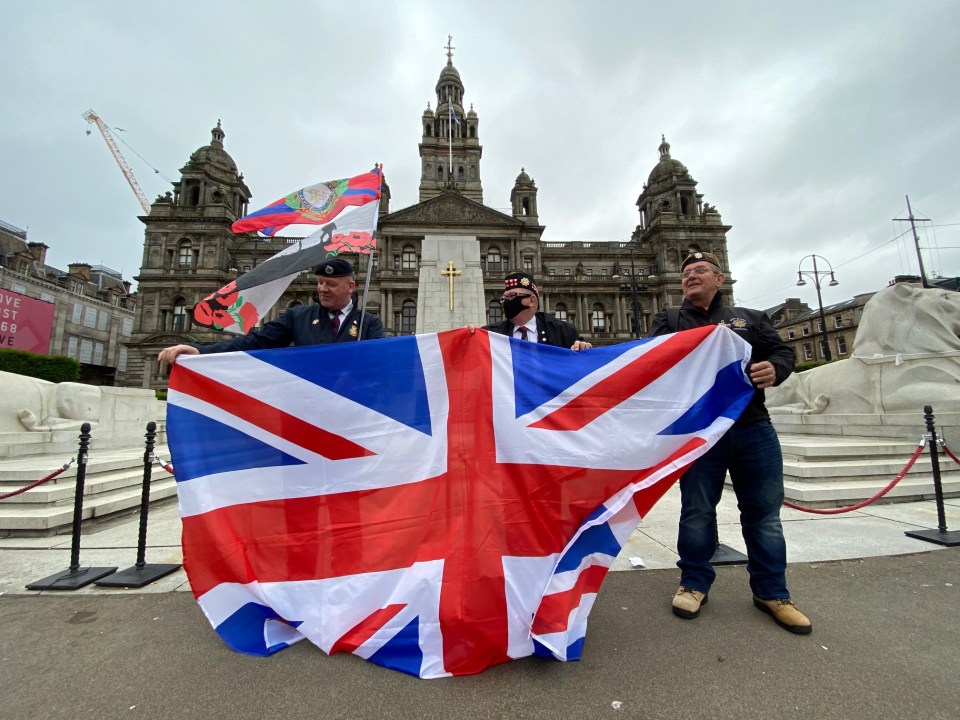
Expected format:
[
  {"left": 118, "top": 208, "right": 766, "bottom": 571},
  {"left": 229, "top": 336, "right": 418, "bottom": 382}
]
[{"left": 1, "top": 488, "right": 958, "bottom": 719}]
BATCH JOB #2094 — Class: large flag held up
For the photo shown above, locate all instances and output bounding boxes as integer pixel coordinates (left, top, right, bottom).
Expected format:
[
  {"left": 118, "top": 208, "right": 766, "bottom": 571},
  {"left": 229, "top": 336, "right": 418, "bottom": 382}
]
[
  {"left": 193, "top": 201, "right": 379, "bottom": 334},
  {"left": 166, "top": 326, "right": 754, "bottom": 679},
  {"left": 231, "top": 167, "right": 382, "bottom": 237}
]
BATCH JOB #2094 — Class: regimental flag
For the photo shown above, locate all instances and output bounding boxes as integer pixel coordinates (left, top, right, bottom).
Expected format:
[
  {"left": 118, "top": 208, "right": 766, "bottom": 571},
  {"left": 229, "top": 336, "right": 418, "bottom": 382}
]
[
  {"left": 194, "top": 202, "right": 378, "bottom": 334},
  {"left": 232, "top": 167, "right": 382, "bottom": 237},
  {"left": 167, "top": 326, "right": 753, "bottom": 679}
]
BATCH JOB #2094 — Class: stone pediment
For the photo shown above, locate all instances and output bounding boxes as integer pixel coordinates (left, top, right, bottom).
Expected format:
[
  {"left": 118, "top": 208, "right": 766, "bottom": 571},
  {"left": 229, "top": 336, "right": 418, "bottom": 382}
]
[{"left": 383, "top": 192, "right": 521, "bottom": 228}]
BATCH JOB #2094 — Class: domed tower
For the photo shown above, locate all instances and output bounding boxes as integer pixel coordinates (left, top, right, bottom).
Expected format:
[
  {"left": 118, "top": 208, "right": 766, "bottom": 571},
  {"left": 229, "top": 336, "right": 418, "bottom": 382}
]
[
  {"left": 124, "top": 121, "right": 253, "bottom": 389},
  {"left": 634, "top": 135, "right": 733, "bottom": 307},
  {"left": 418, "top": 38, "right": 483, "bottom": 202},
  {"left": 510, "top": 167, "right": 539, "bottom": 224}
]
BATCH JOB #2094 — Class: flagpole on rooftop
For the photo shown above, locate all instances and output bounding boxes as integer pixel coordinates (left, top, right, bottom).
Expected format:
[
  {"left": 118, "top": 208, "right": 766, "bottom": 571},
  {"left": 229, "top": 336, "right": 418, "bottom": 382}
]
[{"left": 448, "top": 97, "right": 453, "bottom": 179}]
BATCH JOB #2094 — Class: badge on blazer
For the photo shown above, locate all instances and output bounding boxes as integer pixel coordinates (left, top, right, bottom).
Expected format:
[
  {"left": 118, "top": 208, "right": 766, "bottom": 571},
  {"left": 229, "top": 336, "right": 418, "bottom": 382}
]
[
  {"left": 349, "top": 322, "right": 359, "bottom": 337},
  {"left": 729, "top": 317, "right": 748, "bottom": 329},
  {"left": 312, "top": 319, "right": 320, "bottom": 325}
]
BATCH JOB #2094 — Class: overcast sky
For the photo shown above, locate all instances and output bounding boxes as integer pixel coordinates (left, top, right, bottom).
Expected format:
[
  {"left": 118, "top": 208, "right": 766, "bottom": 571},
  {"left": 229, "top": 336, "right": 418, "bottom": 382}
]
[{"left": 2, "top": 0, "right": 958, "bottom": 310}]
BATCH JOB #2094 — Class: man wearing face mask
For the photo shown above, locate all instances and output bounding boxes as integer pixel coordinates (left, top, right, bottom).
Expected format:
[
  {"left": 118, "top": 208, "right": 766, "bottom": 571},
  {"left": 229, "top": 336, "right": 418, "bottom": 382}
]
[{"left": 483, "top": 272, "right": 592, "bottom": 351}]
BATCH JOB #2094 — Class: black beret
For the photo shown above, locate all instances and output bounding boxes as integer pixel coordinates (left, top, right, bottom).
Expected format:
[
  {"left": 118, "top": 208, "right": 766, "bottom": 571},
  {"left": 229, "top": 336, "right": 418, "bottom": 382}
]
[
  {"left": 503, "top": 271, "right": 539, "bottom": 297},
  {"left": 680, "top": 251, "right": 722, "bottom": 272},
  {"left": 313, "top": 258, "right": 354, "bottom": 277}
]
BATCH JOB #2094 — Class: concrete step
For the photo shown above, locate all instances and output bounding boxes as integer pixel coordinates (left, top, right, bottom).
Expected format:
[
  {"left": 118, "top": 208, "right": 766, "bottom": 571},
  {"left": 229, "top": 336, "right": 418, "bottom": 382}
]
[
  {"left": 784, "top": 473, "right": 960, "bottom": 506},
  {"left": 0, "top": 477, "right": 179, "bottom": 535},
  {"left": 0, "top": 443, "right": 176, "bottom": 536}
]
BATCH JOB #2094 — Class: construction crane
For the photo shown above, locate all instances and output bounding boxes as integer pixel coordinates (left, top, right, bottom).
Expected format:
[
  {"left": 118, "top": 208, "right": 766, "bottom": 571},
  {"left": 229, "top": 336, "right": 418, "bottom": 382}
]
[{"left": 82, "top": 109, "right": 151, "bottom": 214}]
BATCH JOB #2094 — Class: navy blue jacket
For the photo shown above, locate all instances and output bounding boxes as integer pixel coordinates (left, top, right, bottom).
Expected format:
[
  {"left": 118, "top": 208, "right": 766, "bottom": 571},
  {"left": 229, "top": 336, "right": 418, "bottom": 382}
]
[
  {"left": 484, "top": 312, "right": 580, "bottom": 348},
  {"left": 191, "top": 304, "right": 384, "bottom": 354}
]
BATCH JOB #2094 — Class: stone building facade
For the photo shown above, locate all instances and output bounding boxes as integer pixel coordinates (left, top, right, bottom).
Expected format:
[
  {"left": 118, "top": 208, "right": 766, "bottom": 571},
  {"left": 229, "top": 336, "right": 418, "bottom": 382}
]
[
  {"left": 123, "top": 52, "right": 734, "bottom": 390},
  {"left": 768, "top": 293, "right": 874, "bottom": 363},
  {"left": 0, "top": 219, "right": 136, "bottom": 384}
]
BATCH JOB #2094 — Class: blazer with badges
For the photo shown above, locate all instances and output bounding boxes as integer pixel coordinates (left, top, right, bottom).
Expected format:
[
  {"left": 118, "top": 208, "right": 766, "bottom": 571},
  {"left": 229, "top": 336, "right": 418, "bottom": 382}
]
[
  {"left": 190, "top": 303, "right": 385, "bottom": 355},
  {"left": 484, "top": 312, "right": 580, "bottom": 348},
  {"left": 648, "top": 295, "right": 795, "bottom": 426}
]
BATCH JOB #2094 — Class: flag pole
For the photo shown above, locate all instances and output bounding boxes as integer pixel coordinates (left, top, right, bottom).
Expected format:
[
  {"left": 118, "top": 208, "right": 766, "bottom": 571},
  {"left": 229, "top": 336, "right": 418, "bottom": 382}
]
[{"left": 357, "top": 168, "right": 382, "bottom": 341}]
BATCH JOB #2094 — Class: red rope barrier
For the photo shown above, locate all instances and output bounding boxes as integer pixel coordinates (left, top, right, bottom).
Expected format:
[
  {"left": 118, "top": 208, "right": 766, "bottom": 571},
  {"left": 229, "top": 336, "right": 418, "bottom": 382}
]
[
  {"left": 941, "top": 442, "right": 960, "bottom": 467},
  {"left": 0, "top": 459, "right": 75, "bottom": 501},
  {"left": 152, "top": 454, "right": 174, "bottom": 475},
  {"left": 783, "top": 443, "right": 927, "bottom": 515}
]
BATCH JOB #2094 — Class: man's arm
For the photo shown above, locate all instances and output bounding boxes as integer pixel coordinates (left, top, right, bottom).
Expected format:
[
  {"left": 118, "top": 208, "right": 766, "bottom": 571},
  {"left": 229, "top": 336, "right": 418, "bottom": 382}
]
[{"left": 749, "top": 310, "right": 795, "bottom": 386}]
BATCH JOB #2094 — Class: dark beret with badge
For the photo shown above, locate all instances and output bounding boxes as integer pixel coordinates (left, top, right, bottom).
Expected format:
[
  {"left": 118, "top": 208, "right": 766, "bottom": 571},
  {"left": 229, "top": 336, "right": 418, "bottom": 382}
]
[
  {"left": 503, "top": 271, "right": 539, "bottom": 297},
  {"left": 680, "top": 251, "right": 722, "bottom": 272},
  {"left": 313, "top": 258, "right": 355, "bottom": 277}
]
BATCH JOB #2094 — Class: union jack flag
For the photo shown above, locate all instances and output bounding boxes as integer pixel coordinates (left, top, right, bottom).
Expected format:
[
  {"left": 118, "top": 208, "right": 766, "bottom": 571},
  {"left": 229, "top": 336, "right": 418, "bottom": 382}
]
[{"left": 167, "top": 326, "right": 752, "bottom": 679}]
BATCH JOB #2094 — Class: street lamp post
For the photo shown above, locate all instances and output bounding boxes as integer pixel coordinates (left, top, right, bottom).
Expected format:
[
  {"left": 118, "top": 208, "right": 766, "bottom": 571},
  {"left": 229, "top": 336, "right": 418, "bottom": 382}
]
[
  {"left": 612, "top": 245, "right": 655, "bottom": 339},
  {"left": 796, "top": 254, "right": 839, "bottom": 362}
]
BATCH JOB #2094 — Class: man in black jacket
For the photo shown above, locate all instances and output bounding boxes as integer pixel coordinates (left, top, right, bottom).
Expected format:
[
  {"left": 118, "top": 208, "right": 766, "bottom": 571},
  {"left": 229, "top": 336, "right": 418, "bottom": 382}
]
[
  {"left": 649, "top": 251, "right": 811, "bottom": 635},
  {"left": 483, "top": 272, "right": 591, "bottom": 351},
  {"left": 157, "top": 258, "right": 384, "bottom": 365}
]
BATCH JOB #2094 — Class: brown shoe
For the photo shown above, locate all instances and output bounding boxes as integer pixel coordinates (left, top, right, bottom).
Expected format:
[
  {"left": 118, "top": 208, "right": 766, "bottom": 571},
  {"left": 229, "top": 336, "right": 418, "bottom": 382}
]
[
  {"left": 672, "top": 586, "right": 708, "bottom": 619},
  {"left": 753, "top": 597, "right": 812, "bottom": 634}
]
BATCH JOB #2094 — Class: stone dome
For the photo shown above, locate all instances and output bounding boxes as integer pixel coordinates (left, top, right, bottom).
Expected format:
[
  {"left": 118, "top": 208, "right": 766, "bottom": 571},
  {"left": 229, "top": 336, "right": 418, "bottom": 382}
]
[
  {"left": 647, "top": 135, "right": 691, "bottom": 185},
  {"left": 187, "top": 120, "right": 238, "bottom": 174},
  {"left": 515, "top": 167, "right": 532, "bottom": 185}
]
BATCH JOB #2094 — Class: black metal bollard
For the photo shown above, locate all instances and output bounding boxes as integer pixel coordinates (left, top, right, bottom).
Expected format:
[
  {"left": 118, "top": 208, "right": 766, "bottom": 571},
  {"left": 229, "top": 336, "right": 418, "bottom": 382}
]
[
  {"left": 27, "top": 423, "right": 117, "bottom": 590},
  {"left": 904, "top": 406, "right": 960, "bottom": 547},
  {"left": 96, "top": 421, "right": 181, "bottom": 588}
]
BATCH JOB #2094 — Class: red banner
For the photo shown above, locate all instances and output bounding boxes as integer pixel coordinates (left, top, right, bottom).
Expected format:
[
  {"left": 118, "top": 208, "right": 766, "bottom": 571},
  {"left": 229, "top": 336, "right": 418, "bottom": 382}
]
[{"left": 0, "top": 288, "right": 54, "bottom": 354}]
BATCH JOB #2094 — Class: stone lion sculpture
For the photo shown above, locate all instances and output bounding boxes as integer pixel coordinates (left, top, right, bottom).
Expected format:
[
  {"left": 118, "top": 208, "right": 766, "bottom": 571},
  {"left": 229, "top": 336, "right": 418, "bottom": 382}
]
[{"left": 767, "top": 283, "right": 960, "bottom": 415}]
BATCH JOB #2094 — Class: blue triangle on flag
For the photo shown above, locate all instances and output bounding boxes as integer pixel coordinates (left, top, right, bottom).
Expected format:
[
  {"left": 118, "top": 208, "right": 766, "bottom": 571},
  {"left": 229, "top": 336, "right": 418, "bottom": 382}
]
[
  {"left": 511, "top": 339, "right": 639, "bottom": 418},
  {"left": 167, "top": 405, "right": 306, "bottom": 482},
  {"left": 658, "top": 360, "right": 752, "bottom": 435},
  {"left": 252, "top": 335, "right": 433, "bottom": 435},
  {"left": 215, "top": 602, "right": 297, "bottom": 657},
  {"left": 367, "top": 616, "right": 423, "bottom": 677}
]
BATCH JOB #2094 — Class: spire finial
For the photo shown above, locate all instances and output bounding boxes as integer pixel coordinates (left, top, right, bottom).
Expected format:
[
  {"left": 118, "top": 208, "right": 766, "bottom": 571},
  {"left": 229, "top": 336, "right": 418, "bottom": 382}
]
[{"left": 445, "top": 34, "right": 455, "bottom": 65}]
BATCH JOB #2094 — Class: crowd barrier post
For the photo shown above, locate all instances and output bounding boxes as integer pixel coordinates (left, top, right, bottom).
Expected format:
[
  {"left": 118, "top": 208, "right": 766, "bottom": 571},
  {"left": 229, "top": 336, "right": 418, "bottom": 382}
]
[
  {"left": 26, "top": 423, "right": 118, "bottom": 590},
  {"left": 904, "top": 405, "right": 960, "bottom": 547},
  {"left": 97, "top": 421, "right": 182, "bottom": 587}
]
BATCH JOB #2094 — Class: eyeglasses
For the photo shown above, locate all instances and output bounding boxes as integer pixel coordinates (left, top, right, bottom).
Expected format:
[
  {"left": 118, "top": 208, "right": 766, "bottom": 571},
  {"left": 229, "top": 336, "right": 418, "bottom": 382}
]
[
  {"left": 501, "top": 292, "right": 533, "bottom": 302},
  {"left": 681, "top": 265, "right": 719, "bottom": 279}
]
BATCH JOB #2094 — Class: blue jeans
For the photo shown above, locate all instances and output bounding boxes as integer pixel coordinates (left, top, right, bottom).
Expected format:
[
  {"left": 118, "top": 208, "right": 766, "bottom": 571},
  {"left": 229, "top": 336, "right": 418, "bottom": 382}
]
[{"left": 677, "top": 420, "right": 789, "bottom": 600}]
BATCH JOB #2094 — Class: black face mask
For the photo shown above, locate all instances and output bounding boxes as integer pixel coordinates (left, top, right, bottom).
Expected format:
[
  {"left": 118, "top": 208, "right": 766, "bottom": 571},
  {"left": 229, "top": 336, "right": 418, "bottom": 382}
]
[{"left": 502, "top": 295, "right": 533, "bottom": 320}]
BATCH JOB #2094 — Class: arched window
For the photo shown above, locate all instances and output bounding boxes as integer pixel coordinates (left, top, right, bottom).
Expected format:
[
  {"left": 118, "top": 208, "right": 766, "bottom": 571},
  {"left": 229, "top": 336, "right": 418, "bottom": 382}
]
[
  {"left": 458, "top": 166, "right": 465, "bottom": 181},
  {"left": 437, "top": 166, "right": 444, "bottom": 181},
  {"left": 686, "top": 243, "right": 701, "bottom": 256},
  {"left": 680, "top": 196, "right": 689, "bottom": 215},
  {"left": 521, "top": 198, "right": 530, "bottom": 216},
  {"left": 401, "top": 245, "right": 417, "bottom": 270},
  {"left": 189, "top": 186, "right": 201, "bottom": 206},
  {"left": 401, "top": 299, "right": 417, "bottom": 334},
  {"left": 591, "top": 303, "right": 605, "bottom": 332},
  {"left": 486, "top": 247, "right": 503, "bottom": 273},
  {"left": 178, "top": 240, "right": 193, "bottom": 268},
  {"left": 469, "top": 125, "right": 476, "bottom": 138},
  {"left": 425, "top": 123, "right": 432, "bottom": 137},
  {"left": 487, "top": 299, "right": 503, "bottom": 325},
  {"left": 172, "top": 298, "right": 188, "bottom": 332},
  {"left": 554, "top": 303, "right": 568, "bottom": 322}
]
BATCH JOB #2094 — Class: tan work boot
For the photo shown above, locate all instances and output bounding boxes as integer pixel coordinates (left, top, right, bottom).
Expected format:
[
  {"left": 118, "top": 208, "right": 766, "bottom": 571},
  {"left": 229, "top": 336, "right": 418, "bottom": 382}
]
[
  {"left": 672, "top": 586, "right": 707, "bottom": 619},
  {"left": 753, "top": 597, "right": 812, "bottom": 634}
]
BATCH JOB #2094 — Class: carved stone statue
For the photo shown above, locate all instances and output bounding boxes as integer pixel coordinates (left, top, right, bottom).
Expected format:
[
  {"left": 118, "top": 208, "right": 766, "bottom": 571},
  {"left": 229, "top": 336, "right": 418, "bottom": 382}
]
[{"left": 767, "top": 283, "right": 960, "bottom": 415}]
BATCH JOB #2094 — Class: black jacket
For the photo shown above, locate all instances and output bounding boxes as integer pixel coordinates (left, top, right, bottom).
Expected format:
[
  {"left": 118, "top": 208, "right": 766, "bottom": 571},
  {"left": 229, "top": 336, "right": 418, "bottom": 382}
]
[
  {"left": 649, "top": 295, "right": 794, "bottom": 425},
  {"left": 191, "top": 304, "right": 385, "bottom": 355},
  {"left": 484, "top": 312, "right": 580, "bottom": 348}
]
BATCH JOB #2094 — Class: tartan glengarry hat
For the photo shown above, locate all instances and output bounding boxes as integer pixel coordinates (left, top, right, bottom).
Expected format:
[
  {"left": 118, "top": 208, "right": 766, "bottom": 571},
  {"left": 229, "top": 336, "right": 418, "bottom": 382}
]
[
  {"left": 680, "top": 251, "right": 722, "bottom": 272},
  {"left": 503, "top": 271, "right": 539, "bottom": 297},
  {"left": 313, "top": 258, "right": 354, "bottom": 277}
]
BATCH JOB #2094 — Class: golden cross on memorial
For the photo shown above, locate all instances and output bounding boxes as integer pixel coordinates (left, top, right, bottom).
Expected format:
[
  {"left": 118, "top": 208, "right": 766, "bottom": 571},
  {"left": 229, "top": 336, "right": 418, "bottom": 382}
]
[{"left": 440, "top": 260, "right": 462, "bottom": 311}]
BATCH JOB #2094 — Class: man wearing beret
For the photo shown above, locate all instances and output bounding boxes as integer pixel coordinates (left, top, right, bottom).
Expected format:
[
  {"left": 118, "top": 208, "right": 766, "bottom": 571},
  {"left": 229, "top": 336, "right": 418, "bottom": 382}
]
[
  {"left": 649, "top": 251, "right": 811, "bottom": 634},
  {"left": 157, "top": 258, "right": 384, "bottom": 365},
  {"left": 483, "top": 272, "right": 592, "bottom": 351}
]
